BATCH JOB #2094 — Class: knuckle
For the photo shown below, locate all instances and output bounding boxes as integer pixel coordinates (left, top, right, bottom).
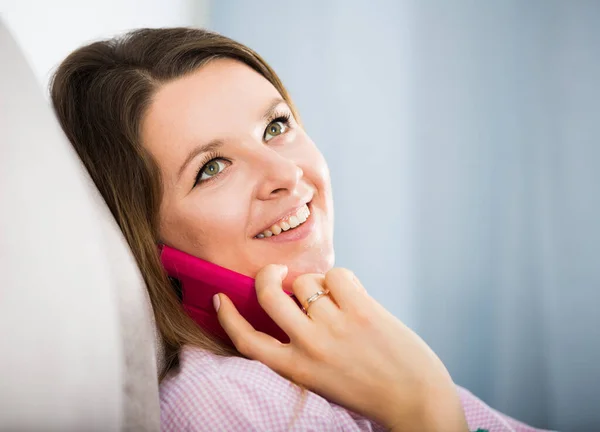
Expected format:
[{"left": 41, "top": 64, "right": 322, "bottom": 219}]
[
  {"left": 304, "top": 341, "right": 328, "bottom": 363},
  {"left": 260, "top": 263, "right": 279, "bottom": 273},
  {"left": 263, "top": 263, "right": 282, "bottom": 275},
  {"left": 256, "top": 264, "right": 280, "bottom": 285},
  {"left": 289, "top": 361, "right": 312, "bottom": 385},
  {"left": 352, "top": 274, "right": 367, "bottom": 293},
  {"left": 233, "top": 335, "right": 253, "bottom": 357},
  {"left": 293, "top": 273, "right": 313, "bottom": 287},
  {"left": 356, "top": 283, "right": 367, "bottom": 295},
  {"left": 328, "top": 318, "right": 349, "bottom": 338},
  {"left": 326, "top": 267, "right": 354, "bottom": 286},
  {"left": 326, "top": 268, "right": 364, "bottom": 299},
  {"left": 352, "top": 304, "right": 374, "bottom": 327},
  {"left": 292, "top": 273, "right": 319, "bottom": 293},
  {"left": 256, "top": 287, "right": 277, "bottom": 308}
]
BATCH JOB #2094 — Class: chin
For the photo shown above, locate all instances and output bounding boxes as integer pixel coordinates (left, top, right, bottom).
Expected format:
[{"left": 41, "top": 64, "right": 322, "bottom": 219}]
[{"left": 283, "top": 250, "right": 335, "bottom": 285}]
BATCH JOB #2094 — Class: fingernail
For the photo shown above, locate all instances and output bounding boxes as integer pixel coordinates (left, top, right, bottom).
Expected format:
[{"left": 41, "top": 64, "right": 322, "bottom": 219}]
[{"left": 212, "top": 294, "right": 220, "bottom": 312}]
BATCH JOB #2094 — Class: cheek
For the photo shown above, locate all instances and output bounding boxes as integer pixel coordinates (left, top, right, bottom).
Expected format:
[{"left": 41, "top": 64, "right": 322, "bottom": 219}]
[
  {"left": 159, "top": 188, "right": 248, "bottom": 253},
  {"left": 159, "top": 201, "right": 210, "bottom": 249},
  {"left": 297, "top": 145, "right": 334, "bottom": 230},
  {"left": 280, "top": 128, "right": 331, "bottom": 193},
  {"left": 304, "top": 147, "right": 332, "bottom": 195},
  {"left": 316, "top": 152, "right": 332, "bottom": 188}
]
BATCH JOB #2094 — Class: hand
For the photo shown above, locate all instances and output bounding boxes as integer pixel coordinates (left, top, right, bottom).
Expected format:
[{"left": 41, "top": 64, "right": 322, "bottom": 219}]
[{"left": 214, "top": 265, "right": 468, "bottom": 431}]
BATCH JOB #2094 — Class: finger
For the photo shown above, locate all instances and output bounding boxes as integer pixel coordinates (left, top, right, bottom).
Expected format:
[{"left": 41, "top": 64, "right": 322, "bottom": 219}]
[
  {"left": 215, "top": 293, "right": 289, "bottom": 364},
  {"left": 292, "top": 273, "right": 340, "bottom": 321},
  {"left": 254, "top": 264, "right": 311, "bottom": 339},
  {"left": 324, "top": 267, "right": 367, "bottom": 311}
]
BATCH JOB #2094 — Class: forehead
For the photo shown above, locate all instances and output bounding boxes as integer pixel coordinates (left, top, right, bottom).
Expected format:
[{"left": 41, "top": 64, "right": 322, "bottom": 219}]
[{"left": 141, "top": 58, "right": 281, "bottom": 159}]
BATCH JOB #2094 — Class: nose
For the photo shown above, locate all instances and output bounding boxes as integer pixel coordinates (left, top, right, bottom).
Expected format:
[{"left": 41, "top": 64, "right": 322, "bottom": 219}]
[{"left": 255, "top": 150, "right": 303, "bottom": 201}]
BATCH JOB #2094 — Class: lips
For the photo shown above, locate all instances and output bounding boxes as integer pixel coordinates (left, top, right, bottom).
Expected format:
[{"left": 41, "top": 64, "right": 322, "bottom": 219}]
[{"left": 253, "top": 201, "right": 312, "bottom": 239}]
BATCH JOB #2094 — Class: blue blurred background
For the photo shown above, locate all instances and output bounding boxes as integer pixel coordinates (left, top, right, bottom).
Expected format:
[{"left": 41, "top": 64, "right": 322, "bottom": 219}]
[{"left": 3, "top": 1, "right": 598, "bottom": 430}]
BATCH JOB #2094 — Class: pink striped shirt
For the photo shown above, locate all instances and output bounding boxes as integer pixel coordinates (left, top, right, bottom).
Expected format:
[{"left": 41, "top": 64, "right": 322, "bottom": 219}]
[{"left": 160, "top": 345, "right": 553, "bottom": 431}]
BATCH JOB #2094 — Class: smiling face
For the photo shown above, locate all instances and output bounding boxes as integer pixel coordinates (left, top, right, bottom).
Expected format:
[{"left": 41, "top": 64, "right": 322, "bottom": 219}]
[{"left": 141, "top": 58, "right": 334, "bottom": 287}]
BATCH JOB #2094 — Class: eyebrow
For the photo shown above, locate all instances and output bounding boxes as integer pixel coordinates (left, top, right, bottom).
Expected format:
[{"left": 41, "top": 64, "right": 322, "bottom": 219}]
[
  {"left": 177, "top": 139, "right": 223, "bottom": 180},
  {"left": 262, "top": 97, "right": 287, "bottom": 123},
  {"left": 176, "top": 97, "right": 288, "bottom": 181}
]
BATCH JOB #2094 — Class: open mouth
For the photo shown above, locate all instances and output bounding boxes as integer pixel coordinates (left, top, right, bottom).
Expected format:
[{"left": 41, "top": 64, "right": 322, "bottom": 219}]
[{"left": 254, "top": 202, "right": 312, "bottom": 239}]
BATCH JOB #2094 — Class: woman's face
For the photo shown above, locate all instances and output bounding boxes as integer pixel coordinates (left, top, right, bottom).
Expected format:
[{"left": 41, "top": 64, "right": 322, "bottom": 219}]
[{"left": 142, "top": 58, "right": 334, "bottom": 288}]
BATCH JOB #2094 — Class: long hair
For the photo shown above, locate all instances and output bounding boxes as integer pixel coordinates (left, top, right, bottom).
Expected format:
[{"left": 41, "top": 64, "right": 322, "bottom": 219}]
[{"left": 50, "top": 27, "right": 301, "bottom": 377}]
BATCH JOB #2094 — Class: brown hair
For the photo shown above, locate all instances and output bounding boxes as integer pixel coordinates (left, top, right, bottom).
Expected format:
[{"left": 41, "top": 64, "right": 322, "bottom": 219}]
[{"left": 49, "top": 28, "right": 301, "bottom": 376}]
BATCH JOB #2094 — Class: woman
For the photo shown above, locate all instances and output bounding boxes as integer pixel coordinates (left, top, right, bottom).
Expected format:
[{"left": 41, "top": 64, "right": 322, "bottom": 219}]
[{"left": 50, "top": 28, "right": 548, "bottom": 431}]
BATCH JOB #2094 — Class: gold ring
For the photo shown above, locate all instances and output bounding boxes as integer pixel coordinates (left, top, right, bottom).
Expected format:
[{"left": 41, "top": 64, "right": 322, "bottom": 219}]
[{"left": 302, "top": 290, "right": 329, "bottom": 314}]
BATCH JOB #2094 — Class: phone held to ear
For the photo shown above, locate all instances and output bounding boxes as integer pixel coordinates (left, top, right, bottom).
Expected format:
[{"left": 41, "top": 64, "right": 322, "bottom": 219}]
[{"left": 159, "top": 244, "right": 300, "bottom": 346}]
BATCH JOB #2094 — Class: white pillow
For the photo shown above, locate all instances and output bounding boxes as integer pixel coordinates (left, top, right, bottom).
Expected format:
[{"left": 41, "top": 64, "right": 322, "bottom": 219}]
[{"left": 0, "top": 20, "right": 162, "bottom": 431}]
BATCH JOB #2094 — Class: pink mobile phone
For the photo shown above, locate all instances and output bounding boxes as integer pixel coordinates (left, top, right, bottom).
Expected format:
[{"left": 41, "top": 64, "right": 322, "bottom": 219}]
[{"left": 159, "top": 244, "right": 298, "bottom": 346}]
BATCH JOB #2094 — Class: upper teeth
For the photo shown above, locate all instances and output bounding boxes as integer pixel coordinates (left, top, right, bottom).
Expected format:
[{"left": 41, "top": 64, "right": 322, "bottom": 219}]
[{"left": 255, "top": 204, "right": 310, "bottom": 239}]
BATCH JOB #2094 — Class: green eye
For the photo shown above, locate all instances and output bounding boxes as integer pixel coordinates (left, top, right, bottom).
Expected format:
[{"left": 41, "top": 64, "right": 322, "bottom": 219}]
[
  {"left": 197, "top": 159, "right": 227, "bottom": 183},
  {"left": 264, "top": 120, "right": 287, "bottom": 141},
  {"left": 203, "top": 160, "right": 220, "bottom": 175}
]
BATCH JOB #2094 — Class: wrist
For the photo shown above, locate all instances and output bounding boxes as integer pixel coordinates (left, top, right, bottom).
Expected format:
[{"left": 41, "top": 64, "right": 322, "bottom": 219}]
[{"left": 386, "top": 383, "right": 468, "bottom": 432}]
